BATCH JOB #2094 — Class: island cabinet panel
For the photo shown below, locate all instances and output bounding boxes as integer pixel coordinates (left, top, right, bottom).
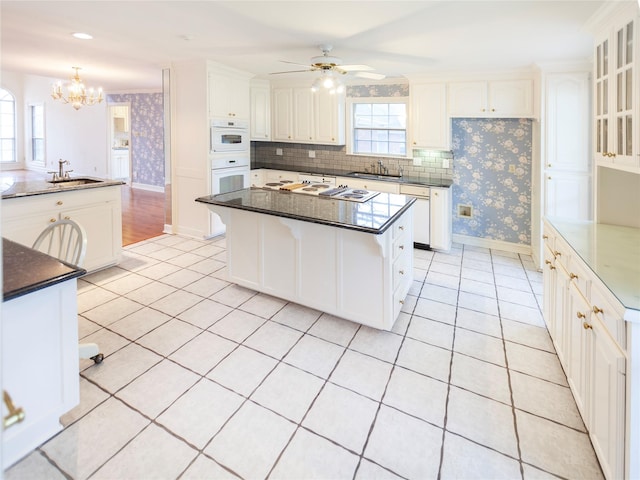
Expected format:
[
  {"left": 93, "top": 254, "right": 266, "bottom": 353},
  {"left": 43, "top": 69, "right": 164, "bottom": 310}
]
[
  {"left": 208, "top": 204, "right": 413, "bottom": 331},
  {"left": 2, "top": 280, "right": 79, "bottom": 469}
]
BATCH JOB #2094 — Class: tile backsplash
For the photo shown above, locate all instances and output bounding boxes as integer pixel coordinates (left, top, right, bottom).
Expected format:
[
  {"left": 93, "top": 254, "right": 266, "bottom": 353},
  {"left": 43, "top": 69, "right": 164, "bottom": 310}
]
[{"left": 251, "top": 142, "right": 453, "bottom": 182}]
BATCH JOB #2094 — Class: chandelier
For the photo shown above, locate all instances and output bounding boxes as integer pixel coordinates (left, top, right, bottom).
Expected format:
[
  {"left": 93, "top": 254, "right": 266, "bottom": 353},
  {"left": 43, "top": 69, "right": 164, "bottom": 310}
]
[{"left": 51, "top": 67, "right": 103, "bottom": 110}]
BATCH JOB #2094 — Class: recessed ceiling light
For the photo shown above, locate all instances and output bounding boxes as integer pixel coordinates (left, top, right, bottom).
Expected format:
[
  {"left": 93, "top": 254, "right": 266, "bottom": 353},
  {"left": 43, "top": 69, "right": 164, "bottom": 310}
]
[{"left": 72, "top": 32, "right": 93, "bottom": 40}]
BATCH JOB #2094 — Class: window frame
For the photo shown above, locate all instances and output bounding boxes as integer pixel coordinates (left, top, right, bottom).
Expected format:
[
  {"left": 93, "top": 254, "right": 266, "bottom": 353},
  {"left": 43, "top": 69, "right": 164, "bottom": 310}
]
[
  {"left": 0, "top": 87, "right": 17, "bottom": 164},
  {"left": 346, "top": 96, "right": 410, "bottom": 159},
  {"left": 29, "top": 102, "right": 46, "bottom": 166}
]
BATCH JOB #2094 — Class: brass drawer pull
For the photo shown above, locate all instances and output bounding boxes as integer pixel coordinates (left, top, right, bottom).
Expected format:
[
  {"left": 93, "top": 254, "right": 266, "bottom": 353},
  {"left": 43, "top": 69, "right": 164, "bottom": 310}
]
[
  {"left": 576, "top": 312, "right": 586, "bottom": 319},
  {"left": 3, "top": 390, "right": 25, "bottom": 429},
  {"left": 583, "top": 322, "right": 593, "bottom": 330},
  {"left": 553, "top": 251, "right": 561, "bottom": 257},
  {"left": 570, "top": 273, "right": 578, "bottom": 280},
  {"left": 593, "top": 306, "right": 604, "bottom": 314},
  {"left": 542, "top": 234, "right": 548, "bottom": 239},
  {"left": 56, "top": 200, "right": 63, "bottom": 206}
]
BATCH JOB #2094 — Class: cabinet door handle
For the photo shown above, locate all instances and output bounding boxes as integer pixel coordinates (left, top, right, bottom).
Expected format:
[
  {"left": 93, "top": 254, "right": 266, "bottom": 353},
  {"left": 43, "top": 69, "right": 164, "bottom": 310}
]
[
  {"left": 576, "top": 311, "right": 586, "bottom": 319},
  {"left": 593, "top": 306, "right": 604, "bottom": 314},
  {"left": 583, "top": 322, "right": 593, "bottom": 330},
  {"left": 3, "top": 390, "right": 25, "bottom": 429},
  {"left": 570, "top": 273, "right": 578, "bottom": 280}
]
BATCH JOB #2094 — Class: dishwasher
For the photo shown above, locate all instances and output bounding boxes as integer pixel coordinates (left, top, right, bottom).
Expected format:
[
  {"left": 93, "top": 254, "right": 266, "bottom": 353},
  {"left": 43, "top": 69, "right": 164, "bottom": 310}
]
[{"left": 399, "top": 184, "right": 430, "bottom": 249}]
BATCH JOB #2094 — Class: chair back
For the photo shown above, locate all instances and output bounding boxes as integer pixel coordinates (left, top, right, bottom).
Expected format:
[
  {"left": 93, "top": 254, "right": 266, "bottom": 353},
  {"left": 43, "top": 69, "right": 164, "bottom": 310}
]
[{"left": 32, "top": 219, "right": 87, "bottom": 267}]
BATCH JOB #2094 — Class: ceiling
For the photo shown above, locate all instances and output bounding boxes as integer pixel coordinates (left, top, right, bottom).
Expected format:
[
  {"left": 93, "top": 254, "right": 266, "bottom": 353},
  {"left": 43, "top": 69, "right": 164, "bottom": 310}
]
[{"left": 0, "top": 1, "right": 617, "bottom": 92}]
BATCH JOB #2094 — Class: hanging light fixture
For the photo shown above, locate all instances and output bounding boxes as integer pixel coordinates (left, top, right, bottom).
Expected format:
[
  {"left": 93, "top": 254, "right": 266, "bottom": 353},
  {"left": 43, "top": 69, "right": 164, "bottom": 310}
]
[
  {"left": 310, "top": 70, "right": 345, "bottom": 95},
  {"left": 51, "top": 67, "right": 103, "bottom": 110}
]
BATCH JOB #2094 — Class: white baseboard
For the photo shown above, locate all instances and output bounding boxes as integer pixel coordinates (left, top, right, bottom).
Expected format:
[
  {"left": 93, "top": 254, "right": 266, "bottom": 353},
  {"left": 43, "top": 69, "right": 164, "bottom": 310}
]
[
  {"left": 452, "top": 233, "right": 532, "bottom": 256},
  {"left": 131, "top": 182, "right": 164, "bottom": 193}
]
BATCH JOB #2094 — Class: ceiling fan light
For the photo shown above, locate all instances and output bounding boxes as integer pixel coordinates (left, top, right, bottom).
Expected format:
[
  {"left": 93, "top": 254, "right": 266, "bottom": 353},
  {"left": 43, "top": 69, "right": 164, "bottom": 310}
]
[{"left": 323, "top": 76, "right": 335, "bottom": 89}]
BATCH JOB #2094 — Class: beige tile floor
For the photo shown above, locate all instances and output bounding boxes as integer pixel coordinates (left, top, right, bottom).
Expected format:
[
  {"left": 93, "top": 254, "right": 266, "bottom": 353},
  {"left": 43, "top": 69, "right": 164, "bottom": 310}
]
[{"left": 4, "top": 234, "right": 604, "bottom": 479}]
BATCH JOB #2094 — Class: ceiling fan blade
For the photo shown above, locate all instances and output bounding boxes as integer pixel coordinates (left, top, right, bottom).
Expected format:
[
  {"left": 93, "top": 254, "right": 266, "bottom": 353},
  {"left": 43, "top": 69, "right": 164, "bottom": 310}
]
[
  {"left": 338, "top": 64, "right": 375, "bottom": 72},
  {"left": 351, "top": 71, "right": 386, "bottom": 80},
  {"left": 279, "top": 60, "right": 313, "bottom": 68},
  {"left": 269, "top": 69, "right": 314, "bottom": 75}
]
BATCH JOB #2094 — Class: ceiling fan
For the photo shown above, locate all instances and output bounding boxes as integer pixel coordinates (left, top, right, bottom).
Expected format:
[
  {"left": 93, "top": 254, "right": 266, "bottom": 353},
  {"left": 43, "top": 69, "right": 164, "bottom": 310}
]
[{"left": 270, "top": 44, "right": 386, "bottom": 81}]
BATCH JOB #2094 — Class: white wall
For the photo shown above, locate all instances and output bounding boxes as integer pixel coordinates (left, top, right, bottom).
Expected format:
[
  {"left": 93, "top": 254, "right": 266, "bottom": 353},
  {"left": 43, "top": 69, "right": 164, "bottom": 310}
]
[{"left": 2, "top": 70, "right": 109, "bottom": 178}]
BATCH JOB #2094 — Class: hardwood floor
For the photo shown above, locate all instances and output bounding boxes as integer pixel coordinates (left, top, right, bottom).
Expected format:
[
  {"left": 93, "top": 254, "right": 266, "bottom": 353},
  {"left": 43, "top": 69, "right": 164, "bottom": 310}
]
[{"left": 121, "top": 186, "right": 165, "bottom": 246}]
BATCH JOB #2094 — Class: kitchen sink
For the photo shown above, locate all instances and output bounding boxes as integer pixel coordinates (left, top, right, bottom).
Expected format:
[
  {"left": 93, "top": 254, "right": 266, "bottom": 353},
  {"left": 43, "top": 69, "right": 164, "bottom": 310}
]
[
  {"left": 347, "top": 171, "right": 402, "bottom": 180},
  {"left": 48, "top": 178, "right": 103, "bottom": 187}
]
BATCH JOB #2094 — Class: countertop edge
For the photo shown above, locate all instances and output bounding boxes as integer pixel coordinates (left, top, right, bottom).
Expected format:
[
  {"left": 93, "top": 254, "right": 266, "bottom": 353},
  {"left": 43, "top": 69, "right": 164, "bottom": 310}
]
[
  {"left": 4, "top": 268, "right": 86, "bottom": 302},
  {"left": 196, "top": 193, "right": 416, "bottom": 235}
]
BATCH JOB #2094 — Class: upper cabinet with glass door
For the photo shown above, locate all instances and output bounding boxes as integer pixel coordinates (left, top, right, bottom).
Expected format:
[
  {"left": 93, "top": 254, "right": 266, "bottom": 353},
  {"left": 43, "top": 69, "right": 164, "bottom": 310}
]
[{"left": 593, "top": 4, "right": 639, "bottom": 173}]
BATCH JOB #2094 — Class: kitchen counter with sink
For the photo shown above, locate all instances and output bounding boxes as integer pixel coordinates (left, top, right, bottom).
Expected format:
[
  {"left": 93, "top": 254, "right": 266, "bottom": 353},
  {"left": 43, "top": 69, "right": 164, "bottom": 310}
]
[
  {"left": 251, "top": 163, "right": 453, "bottom": 188},
  {"left": 196, "top": 187, "right": 415, "bottom": 330},
  {"left": 1, "top": 176, "right": 124, "bottom": 199}
]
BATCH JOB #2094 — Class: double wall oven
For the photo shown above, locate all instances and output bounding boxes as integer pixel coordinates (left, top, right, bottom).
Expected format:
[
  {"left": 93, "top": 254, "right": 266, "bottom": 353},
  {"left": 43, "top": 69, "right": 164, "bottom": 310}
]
[{"left": 210, "top": 118, "right": 250, "bottom": 237}]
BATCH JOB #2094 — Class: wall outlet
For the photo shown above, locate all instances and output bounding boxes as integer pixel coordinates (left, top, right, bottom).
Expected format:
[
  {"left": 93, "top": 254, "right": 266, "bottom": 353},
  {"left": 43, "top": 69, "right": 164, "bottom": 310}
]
[
  {"left": 309, "top": 150, "right": 315, "bottom": 158},
  {"left": 276, "top": 148, "right": 283, "bottom": 156},
  {"left": 509, "top": 164, "right": 516, "bottom": 173},
  {"left": 458, "top": 204, "right": 473, "bottom": 218},
  {"left": 442, "top": 158, "right": 450, "bottom": 169}
]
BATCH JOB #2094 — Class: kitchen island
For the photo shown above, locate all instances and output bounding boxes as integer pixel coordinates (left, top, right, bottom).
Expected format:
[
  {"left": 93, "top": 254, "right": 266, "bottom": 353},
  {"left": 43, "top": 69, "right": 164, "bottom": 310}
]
[
  {"left": 2, "top": 238, "right": 85, "bottom": 469},
  {"left": 196, "top": 188, "right": 415, "bottom": 330}
]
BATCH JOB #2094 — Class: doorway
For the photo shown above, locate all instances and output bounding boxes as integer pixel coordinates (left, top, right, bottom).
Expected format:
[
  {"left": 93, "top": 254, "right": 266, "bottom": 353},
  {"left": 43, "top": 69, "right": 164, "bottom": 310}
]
[{"left": 108, "top": 103, "right": 131, "bottom": 182}]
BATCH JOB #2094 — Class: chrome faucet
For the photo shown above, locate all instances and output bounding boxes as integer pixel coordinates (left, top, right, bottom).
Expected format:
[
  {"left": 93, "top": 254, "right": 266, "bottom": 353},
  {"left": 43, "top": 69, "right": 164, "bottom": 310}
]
[
  {"left": 49, "top": 159, "right": 71, "bottom": 181},
  {"left": 377, "top": 159, "right": 388, "bottom": 175}
]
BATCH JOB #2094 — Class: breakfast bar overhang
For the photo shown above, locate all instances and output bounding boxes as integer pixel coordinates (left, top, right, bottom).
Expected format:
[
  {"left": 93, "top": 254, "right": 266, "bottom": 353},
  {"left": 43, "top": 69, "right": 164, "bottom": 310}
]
[{"left": 196, "top": 188, "right": 416, "bottom": 330}]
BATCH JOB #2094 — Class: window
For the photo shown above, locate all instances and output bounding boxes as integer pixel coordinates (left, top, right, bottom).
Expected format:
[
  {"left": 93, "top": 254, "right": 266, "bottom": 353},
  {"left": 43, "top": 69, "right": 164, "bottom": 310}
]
[
  {"left": 0, "top": 88, "right": 16, "bottom": 163},
  {"left": 350, "top": 99, "right": 408, "bottom": 157},
  {"left": 30, "top": 104, "right": 45, "bottom": 164}
]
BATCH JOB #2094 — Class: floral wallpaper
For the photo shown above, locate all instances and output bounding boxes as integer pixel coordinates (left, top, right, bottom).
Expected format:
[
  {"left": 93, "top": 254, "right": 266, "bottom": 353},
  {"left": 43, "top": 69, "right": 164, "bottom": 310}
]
[
  {"left": 347, "top": 83, "right": 408, "bottom": 98},
  {"left": 107, "top": 93, "right": 164, "bottom": 187},
  {"left": 451, "top": 118, "right": 532, "bottom": 245}
]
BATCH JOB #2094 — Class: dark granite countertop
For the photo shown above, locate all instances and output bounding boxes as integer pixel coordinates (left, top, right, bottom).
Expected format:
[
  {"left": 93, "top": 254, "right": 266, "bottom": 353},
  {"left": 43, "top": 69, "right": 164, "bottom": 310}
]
[
  {"left": 1, "top": 177, "right": 124, "bottom": 199},
  {"left": 196, "top": 187, "right": 416, "bottom": 235},
  {"left": 3, "top": 238, "right": 86, "bottom": 302},
  {"left": 251, "top": 163, "right": 453, "bottom": 188}
]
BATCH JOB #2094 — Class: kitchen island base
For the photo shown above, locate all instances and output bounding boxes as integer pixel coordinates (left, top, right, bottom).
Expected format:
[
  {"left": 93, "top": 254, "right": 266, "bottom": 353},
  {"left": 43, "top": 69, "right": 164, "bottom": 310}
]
[{"left": 208, "top": 205, "right": 414, "bottom": 331}]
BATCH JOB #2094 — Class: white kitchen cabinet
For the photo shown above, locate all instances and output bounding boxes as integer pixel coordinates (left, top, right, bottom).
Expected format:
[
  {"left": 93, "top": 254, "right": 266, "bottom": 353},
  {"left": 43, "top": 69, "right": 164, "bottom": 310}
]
[
  {"left": 429, "top": 187, "right": 452, "bottom": 251},
  {"left": 2, "top": 278, "right": 80, "bottom": 469},
  {"left": 111, "top": 149, "right": 130, "bottom": 180},
  {"left": 2, "top": 186, "right": 122, "bottom": 272},
  {"left": 264, "top": 170, "right": 299, "bottom": 183},
  {"left": 208, "top": 70, "right": 250, "bottom": 120},
  {"left": 272, "top": 86, "right": 345, "bottom": 145},
  {"left": 250, "top": 169, "right": 265, "bottom": 187},
  {"left": 543, "top": 71, "right": 592, "bottom": 221},
  {"left": 543, "top": 220, "right": 628, "bottom": 480},
  {"left": 250, "top": 80, "right": 271, "bottom": 141},
  {"left": 410, "top": 82, "right": 449, "bottom": 150},
  {"left": 448, "top": 79, "right": 534, "bottom": 118},
  {"left": 593, "top": 6, "right": 638, "bottom": 172}
]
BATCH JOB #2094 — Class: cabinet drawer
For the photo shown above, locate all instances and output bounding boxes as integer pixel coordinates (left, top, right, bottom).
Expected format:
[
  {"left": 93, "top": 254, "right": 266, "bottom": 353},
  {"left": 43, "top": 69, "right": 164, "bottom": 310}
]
[
  {"left": 393, "top": 236, "right": 410, "bottom": 259},
  {"left": 590, "top": 283, "right": 627, "bottom": 350},
  {"left": 393, "top": 218, "right": 409, "bottom": 240},
  {"left": 400, "top": 185, "right": 430, "bottom": 197},
  {"left": 566, "top": 255, "right": 590, "bottom": 299},
  {"left": 393, "top": 254, "right": 410, "bottom": 291}
]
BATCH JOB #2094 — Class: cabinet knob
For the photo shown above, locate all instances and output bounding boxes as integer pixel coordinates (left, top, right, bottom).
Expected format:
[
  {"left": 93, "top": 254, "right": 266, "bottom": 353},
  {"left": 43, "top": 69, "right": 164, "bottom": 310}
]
[
  {"left": 583, "top": 322, "right": 593, "bottom": 330},
  {"left": 399, "top": 299, "right": 404, "bottom": 305},
  {"left": 64, "top": 216, "right": 70, "bottom": 220},
  {"left": 265, "top": 135, "right": 268, "bottom": 138},
  {"left": 593, "top": 306, "right": 604, "bottom": 314},
  {"left": 288, "top": 136, "right": 291, "bottom": 139},
  {"left": 399, "top": 270, "right": 404, "bottom": 275},
  {"left": 547, "top": 164, "right": 552, "bottom": 168},
  {"left": 548, "top": 176, "right": 552, "bottom": 180},
  {"left": 491, "top": 108, "right": 495, "bottom": 112},
  {"left": 50, "top": 218, "right": 56, "bottom": 223},
  {"left": 542, "top": 235, "right": 548, "bottom": 239},
  {"left": 570, "top": 273, "right": 578, "bottom": 280},
  {"left": 576, "top": 311, "right": 586, "bottom": 319},
  {"left": 332, "top": 138, "right": 335, "bottom": 141},
  {"left": 399, "top": 245, "right": 404, "bottom": 250},
  {"left": 413, "top": 141, "right": 417, "bottom": 145},
  {"left": 481, "top": 108, "right": 486, "bottom": 112},
  {"left": 57, "top": 200, "right": 63, "bottom": 205},
  {"left": 399, "top": 226, "right": 404, "bottom": 231},
  {"left": 545, "top": 260, "right": 552, "bottom": 265},
  {"left": 553, "top": 251, "right": 561, "bottom": 257},
  {"left": 434, "top": 192, "right": 439, "bottom": 196}
]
